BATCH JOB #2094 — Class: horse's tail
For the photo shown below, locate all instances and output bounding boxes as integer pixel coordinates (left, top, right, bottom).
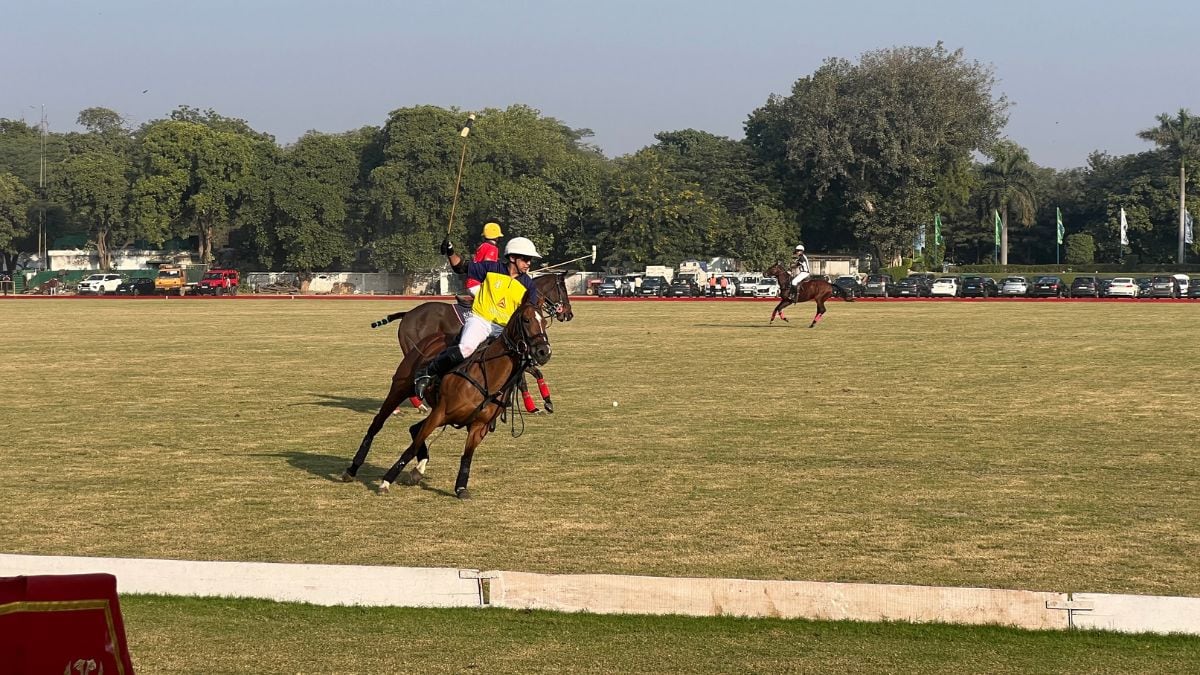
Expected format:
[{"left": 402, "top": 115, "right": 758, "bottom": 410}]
[
  {"left": 370, "top": 311, "right": 408, "bottom": 328},
  {"left": 833, "top": 283, "right": 855, "bottom": 302}
]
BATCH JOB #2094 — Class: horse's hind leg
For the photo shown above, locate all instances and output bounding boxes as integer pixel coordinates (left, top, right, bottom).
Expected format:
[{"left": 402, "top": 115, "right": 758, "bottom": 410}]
[
  {"left": 343, "top": 377, "right": 409, "bottom": 481},
  {"left": 454, "top": 420, "right": 491, "bottom": 500}
]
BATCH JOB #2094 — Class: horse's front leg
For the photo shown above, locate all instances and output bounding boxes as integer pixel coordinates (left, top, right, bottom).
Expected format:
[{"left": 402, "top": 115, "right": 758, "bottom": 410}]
[
  {"left": 380, "top": 405, "right": 445, "bottom": 494},
  {"left": 527, "top": 365, "right": 552, "bottom": 413},
  {"left": 517, "top": 372, "right": 539, "bottom": 413},
  {"left": 454, "top": 419, "right": 492, "bottom": 500},
  {"left": 770, "top": 299, "right": 791, "bottom": 323},
  {"left": 810, "top": 298, "right": 827, "bottom": 328},
  {"left": 343, "top": 374, "right": 408, "bottom": 481}
]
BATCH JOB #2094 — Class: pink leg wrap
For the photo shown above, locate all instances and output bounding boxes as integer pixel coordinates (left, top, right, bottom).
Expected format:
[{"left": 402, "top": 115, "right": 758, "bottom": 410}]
[
  {"left": 409, "top": 396, "right": 423, "bottom": 408},
  {"left": 537, "top": 378, "right": 551, "bottom": 399},
  {"left": 522, "top": 391, "right": 538, "bottom": 412}
]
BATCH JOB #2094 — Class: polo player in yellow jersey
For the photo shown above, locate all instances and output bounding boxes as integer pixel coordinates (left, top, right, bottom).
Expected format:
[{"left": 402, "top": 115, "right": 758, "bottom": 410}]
[{"left": 413, "top": 237, "right": 542, "bottom": 401}]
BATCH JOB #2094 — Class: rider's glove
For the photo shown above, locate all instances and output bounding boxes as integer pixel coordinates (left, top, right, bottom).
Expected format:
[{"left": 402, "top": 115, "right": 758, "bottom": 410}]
[{"left": 440, "top": 239, "right": 453, "bottom": 255}]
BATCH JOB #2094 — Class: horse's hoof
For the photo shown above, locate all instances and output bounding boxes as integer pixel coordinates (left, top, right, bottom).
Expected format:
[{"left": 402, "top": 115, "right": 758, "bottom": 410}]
[
  {"left": 543, "top": 400, "right": 554, "bottom": 414},
  {"left": 456, "top": 488, "right": 472, "bottom": 500},
  {"left": 378, "top": 480, "right": 391, "bottom": 494},
  {"left": 340, "top": 469, "right": 354, "bottom": 483},
  {"left": 402, "top": 468, "right": 425, "bottom": 485},
  {"left": 419, "top": 404, "right": 430, "bottom": 413}
]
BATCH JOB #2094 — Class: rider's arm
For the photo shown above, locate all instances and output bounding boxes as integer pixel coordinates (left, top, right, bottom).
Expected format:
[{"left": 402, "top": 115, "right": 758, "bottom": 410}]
[{"left": 448, "top": 252, "right": 468, "bottom": 274}]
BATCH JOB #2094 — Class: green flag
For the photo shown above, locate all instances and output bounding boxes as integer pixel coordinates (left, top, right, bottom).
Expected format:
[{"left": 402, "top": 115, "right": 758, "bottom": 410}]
[
  {"left": 934, "top": 213, "right": 943, "bottom": 246},
  {"left": 1056, "top": 207, "right": 1064, "bottom": 245}
]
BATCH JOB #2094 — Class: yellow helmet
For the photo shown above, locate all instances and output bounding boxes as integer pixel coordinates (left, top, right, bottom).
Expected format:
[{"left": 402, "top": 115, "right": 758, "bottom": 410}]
[{"left": 482, "top": 222, "right": 503, "bottom": 239}]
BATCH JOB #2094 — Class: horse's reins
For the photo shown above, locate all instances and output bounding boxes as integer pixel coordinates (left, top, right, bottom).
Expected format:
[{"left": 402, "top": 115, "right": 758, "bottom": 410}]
[{"left": 446, "top": 310, "right": 549, "bottom": 436}]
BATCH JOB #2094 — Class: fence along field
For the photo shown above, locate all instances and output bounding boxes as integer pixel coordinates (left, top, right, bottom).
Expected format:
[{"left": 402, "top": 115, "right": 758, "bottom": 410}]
[{"left": 0, "top": 299, "right": 1197, "bottom": 597}]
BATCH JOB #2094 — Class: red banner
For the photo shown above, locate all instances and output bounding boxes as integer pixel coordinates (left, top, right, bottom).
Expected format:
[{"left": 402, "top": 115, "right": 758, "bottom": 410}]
[{"left": 0, "top": 573, "right": 135, "bottom": 675}]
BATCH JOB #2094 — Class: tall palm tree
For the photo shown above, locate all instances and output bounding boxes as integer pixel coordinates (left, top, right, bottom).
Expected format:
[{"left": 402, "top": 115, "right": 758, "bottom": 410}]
[
  {"left": 979, "top": 140, "right": 1037, "bottom": 265},
  {"left": 1138, "top": 109, "right": 1200, "bottom": 264}
]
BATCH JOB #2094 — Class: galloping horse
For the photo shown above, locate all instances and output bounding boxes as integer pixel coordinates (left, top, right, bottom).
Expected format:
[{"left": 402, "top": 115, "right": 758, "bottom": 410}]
[
  {"left": 762, "top": 263, "right": 854, "bottom": 327},
  {"left": 370, "top": 272, "right": 572, "bottom": 412},
  {"left": 342, "top": 299, "right": 552, "bottom": 499}
]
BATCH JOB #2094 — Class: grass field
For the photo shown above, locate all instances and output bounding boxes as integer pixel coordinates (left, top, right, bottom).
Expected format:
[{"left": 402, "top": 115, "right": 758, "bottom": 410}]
[
  {"left": 1, "top": 298, "right": 1197, "bottom": 597},
  {"left": 119, "top": 594, "right": 1200, "bottom": 674}
]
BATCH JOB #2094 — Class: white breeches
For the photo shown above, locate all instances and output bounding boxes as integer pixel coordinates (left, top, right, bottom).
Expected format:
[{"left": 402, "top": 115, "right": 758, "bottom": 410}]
[
  {"left": 458, "top": 314, "right": 503, "bottom": 357},
  {"left": 791, "top": 271, "right": 810, "bottom": 286}
]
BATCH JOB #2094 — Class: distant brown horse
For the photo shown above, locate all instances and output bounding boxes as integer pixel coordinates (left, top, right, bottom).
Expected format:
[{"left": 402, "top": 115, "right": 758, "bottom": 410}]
[
  {"left": 763, "top": 263, "right": 854, "bottom": 327},
  {"left": 370, "top": 272, "right": 572, "bottom": 412},
  {"left": 342, "top": 299, "right": 552, "bottom": 499}
]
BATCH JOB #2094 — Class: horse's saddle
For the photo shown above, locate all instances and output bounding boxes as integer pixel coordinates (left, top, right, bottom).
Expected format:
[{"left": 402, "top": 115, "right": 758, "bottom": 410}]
[{"left": 452, "top": 299, "right": 472, "bottom": 325}]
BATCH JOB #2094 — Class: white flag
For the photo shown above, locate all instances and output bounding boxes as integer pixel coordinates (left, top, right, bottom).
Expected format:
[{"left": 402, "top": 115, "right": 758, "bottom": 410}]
[
  {"left": 1119, "top": 208, "right": 1129, "bottom": 246},
  {"left": 1187, "top": 211, "right": 1194, "bottom": 245}
]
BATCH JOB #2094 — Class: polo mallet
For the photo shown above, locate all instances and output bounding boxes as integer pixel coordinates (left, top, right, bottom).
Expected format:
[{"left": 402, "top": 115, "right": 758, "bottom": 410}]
[
  {"left": 536, "top": 245, "right": 597, "bottom": 272},
  {"left": 445, "top": 113, "right": 476, "bottom": 238}
]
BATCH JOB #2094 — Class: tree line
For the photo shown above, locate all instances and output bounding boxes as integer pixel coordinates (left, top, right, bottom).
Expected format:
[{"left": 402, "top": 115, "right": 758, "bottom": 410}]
[{"left": 2, "top": 43, "right": 1197, "bottom": 279}]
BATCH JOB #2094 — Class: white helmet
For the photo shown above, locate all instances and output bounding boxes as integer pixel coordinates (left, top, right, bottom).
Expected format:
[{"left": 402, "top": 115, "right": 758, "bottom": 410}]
[
  {"left": 504, "top": 237, "right": 542, "bottom": 258},
  {"left": 794, "top": 244, "right": 805, "bottom": 252}
]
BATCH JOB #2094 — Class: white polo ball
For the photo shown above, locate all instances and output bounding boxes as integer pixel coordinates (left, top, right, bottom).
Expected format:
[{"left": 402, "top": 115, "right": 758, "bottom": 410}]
[{"left": 612, "top": 401, "right": 619, "bottom": 407}]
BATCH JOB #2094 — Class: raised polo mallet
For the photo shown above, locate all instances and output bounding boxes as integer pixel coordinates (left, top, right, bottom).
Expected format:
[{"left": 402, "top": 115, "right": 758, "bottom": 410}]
[
  {"left": 536, "top": 245, "right": 597, "bottom": 272},
  {"left": 445, "top": 113, "right": 476, "bottom": 241}
]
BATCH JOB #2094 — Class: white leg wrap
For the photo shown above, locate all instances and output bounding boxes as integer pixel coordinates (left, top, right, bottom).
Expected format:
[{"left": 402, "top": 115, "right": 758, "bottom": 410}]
[{"left": 415, "top": 458, "right": 428, "bottom": 475}]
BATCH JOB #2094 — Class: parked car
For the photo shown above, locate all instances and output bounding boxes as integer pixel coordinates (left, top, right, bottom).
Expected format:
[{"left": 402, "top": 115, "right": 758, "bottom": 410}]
[
  {"left": 1147, "top": 275, "right": 1182, "bottom": 298},
  {"left": 706, "top": 274, "right": 738, "bottom": 297},
  {"left": 833, "top": 275, "right": 863, "bottom": 298},
  {"left": 196, "top": 268, "right": 240, "bottom": 295},
  {"left": 1068, "top": 276, "right": 1100, "bottom": 298},
  {"left": 1097, "top": 277, "right": 1114, "bottom": 297},
  {"left": 998, "top": 276, "right": 1029, "bottom": 297},
  {"left": 1029, "top": 276, "right": 1067, "bottom": 298},
  {"left": 929, "top": 277, "right": 959, "bottom": 297},
  {"left": 114, "top": 277, "right": 156, "bottom": 296},
  {"left": 665, "top": 278, "right": 702, "bottom": 297},
  {"left": 1135, "top": 277, "right": 1153, "bottom": 297},
  {"left": 754, "top": 278, "right": 781, "bottom": 298},
  {"left": 1172, "top": 273, "right": 1191, "bottom": 298},
  {"left": 1189, "top": 277, "right": 1200, "bottom": 299},
  {"left": 597, "top": 276, "right": 623, "bottom": 297},
  {"left": 738, "top": 275, "right": 762, "bottom": 297},
  {"left": 1106, "top": 277, "right": 1139, "bottom": 298},
  {"left": 960, "top": 275, "right": 998, "bottom": 298},
  {"left": 861, "top": 274, "right": 892, "bottom": 298},
  {"left": 891, "top": 276, "right": 930, "bottom": 297},
  {"left": 77, "top": 273, "right": 124, "bottom": 295},
  {"left": 639, "top": 276, "right": 668, "bottom": 297}
]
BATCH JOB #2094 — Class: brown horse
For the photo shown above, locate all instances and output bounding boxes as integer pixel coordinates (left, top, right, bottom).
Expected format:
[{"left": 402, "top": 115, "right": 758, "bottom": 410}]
[
  {"left": 342, "top": 299, "right": 551, "bottom": 499},
  {"left": 370, "top": 272, "right": 572, "bottom": 412},
  {"left": 763, "top": 263, "right": 854, "bottom": 327}
]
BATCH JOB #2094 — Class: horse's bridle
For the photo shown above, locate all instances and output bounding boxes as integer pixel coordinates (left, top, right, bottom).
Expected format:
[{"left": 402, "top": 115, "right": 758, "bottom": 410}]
[
  {"left": 503, "top": 306, "right": 552, "bottom": 365},
  {"left": 539, "top": 277, "right": 571, "bottom": 323}
]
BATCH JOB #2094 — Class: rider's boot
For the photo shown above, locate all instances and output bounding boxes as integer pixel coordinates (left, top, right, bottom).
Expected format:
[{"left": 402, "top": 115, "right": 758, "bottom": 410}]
[{"left": 413, "top": 345, "right": 464, "bottom": 401}]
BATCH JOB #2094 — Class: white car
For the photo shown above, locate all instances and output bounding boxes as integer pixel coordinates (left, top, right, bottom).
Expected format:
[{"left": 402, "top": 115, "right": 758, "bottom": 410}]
[
  {"left": 930, "top": 277, "right": 959, "bottom": 297},
  {"left": 738, "top": 276, "right": 762, "bottom": 297},
  {"left": 754, "top": 278, "right": 781, "bottom": 298},
  {"left": 77, "top": 273, "right": 124, "bottom": 295},
  {"left": 1107, "top": 277, "right": 1139, "bottom": 298},
  {"left": 999, "top": 276, "right": 1029, "bottom": 297}
]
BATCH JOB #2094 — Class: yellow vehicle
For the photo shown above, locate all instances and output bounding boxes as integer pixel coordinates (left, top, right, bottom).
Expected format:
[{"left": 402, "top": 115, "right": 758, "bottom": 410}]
[{"left": 154, "top": 266, "right": 188, "bottom": 295}]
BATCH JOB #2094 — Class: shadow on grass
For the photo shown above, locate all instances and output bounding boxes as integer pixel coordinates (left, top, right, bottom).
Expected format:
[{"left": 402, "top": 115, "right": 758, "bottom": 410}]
[
  {"left": 300, "top": 393, "right": 384, "bottom": 414},
  {"left": 268, "top": 450, "right": 460, "bottom": 499},
  {"left": 693, "top": 323, "right": 794, "bottom": 328}
]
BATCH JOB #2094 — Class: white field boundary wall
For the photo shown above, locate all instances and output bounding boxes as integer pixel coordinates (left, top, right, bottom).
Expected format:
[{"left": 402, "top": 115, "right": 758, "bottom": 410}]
[{"left": 2, "top": 554, "right": 1197, "bottom": 636}]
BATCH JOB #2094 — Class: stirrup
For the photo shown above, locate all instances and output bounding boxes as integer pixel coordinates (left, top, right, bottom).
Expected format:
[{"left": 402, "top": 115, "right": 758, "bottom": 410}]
[{"left": 413, "top": 368, "right": 433, "bottom": 401}]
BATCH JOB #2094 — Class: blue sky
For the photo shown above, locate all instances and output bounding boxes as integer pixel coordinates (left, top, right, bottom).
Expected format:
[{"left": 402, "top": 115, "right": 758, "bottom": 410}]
[{"left": 4, "top": 0, "right": 1197, "bottom": 169}]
